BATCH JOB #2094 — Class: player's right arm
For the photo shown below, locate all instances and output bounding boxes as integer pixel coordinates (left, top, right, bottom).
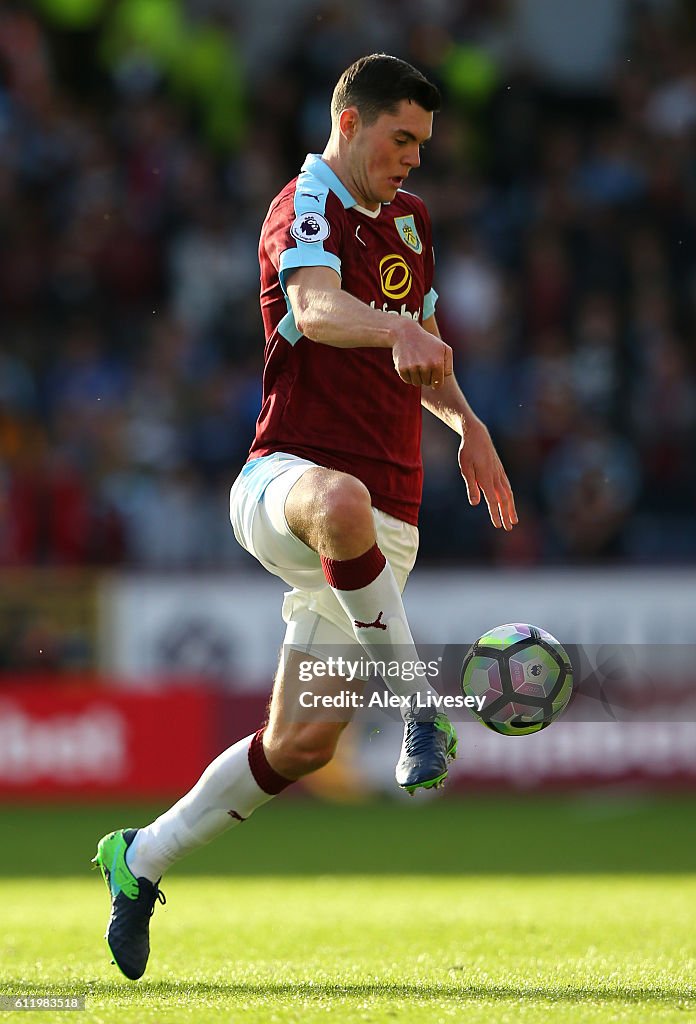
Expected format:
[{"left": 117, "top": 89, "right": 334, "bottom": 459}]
[{"left": 286, "top": 265, "right": 452, "bottom": 388}]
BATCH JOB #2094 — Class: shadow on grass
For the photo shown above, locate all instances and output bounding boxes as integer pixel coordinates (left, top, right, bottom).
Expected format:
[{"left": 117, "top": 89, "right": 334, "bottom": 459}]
[{"left": 73, "top": 978, "right": 695, "bottom": 1006}]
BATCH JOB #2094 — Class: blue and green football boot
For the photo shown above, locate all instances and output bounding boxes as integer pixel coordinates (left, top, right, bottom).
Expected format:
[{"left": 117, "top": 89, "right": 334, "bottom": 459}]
[
  {"left": 92, "top": 829, "right": 165, "bottom": 980},
  {"left": 395, "top": 707, "right": 458, "bottom": 794}
]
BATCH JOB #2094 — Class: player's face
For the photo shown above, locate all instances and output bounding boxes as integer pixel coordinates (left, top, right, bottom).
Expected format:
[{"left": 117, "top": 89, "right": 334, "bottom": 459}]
[{"left": 348, "top": 100, "right": 433, "bottom": 209}]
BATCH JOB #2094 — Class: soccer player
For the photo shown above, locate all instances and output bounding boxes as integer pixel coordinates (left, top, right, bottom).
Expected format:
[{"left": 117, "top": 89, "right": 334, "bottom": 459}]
[{"left": 93, "top": 53, "right": 517, "bottom": 980}]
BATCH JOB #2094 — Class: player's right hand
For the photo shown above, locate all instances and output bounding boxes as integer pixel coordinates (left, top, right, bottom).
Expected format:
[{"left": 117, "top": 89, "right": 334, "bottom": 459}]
[{"left": 391, "top": 323, "right": 453, "bottom": 388}]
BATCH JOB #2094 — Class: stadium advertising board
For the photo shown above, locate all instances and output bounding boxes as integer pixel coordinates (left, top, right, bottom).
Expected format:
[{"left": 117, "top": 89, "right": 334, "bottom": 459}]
[
  {"left": 0, "top": 682, "right": 215, "bottom": 799},
  {"left": 92, "top": 569, "right": 696, "bottom": 794}
]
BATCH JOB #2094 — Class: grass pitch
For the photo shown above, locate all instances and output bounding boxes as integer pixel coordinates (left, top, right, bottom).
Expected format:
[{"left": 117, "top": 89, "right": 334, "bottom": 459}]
[{"left": 1, "top": 798, "right": 695, "bottom": 1022}]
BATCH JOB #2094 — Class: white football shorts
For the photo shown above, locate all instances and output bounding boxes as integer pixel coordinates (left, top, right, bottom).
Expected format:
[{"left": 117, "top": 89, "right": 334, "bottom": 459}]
[{"left": 229, "top": 452, "right": 419, "bottom": 655}]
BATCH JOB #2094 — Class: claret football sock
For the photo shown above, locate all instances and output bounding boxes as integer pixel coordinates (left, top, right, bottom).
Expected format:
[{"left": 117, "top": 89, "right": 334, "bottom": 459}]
[
  {"left": 125, "top": 730, "right": 292, "bottom": 882},
  {"left": 321, "top": 543, "right": 439, "bottom": 714}
]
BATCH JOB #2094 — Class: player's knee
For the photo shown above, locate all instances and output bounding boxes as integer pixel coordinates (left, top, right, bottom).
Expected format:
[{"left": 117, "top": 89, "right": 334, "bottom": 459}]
[{"left": 319, "top": 476, "right": 373, "bottom": 547}]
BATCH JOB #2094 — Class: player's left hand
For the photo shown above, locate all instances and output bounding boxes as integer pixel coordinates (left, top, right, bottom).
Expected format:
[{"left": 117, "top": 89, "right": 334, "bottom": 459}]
[{"left": 458, "top": 418, "right": 518, "bottom": 531}]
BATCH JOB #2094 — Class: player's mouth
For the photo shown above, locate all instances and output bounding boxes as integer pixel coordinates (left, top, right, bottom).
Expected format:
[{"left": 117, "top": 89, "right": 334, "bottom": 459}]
[{"left": 389, "top": 176, "right": 405, "bottom": 188}]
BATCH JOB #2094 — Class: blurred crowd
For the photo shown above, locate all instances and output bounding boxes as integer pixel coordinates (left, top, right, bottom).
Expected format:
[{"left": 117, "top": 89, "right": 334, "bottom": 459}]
[{"left": 0, "top": 0, "right": 695, "bottom": 569}]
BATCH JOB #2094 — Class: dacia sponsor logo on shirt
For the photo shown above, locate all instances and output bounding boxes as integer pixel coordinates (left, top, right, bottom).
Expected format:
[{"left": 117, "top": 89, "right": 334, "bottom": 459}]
[
  {"left": 379, "top": 254, "right": 412, "bottom": 299},
  {"left": 369, "top": 300, "right": 421, "bottom": 320}
]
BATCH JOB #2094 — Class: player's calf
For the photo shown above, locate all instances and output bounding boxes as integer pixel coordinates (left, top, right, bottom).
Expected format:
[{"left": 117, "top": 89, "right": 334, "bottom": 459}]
[{"left": 263, "top": 720, "right": 346, "bottom": 779}]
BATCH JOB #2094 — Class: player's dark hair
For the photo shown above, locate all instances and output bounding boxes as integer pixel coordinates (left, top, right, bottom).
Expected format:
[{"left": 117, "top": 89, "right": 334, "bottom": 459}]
[{"left": 331, "top": 54, "right": 440, "bottom": 126}]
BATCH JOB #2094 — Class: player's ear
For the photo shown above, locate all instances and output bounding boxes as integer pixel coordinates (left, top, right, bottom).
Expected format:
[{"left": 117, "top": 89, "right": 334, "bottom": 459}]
[{"left": 338, "top": 107, "right": 360, "bottom": 142}]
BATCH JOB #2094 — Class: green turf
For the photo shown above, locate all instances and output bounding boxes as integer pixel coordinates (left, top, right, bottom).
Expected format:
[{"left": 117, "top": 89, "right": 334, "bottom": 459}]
[
  {"left": 2, "top": 798, "right": 695, "bottom": 1021},
  {"left": 1, "top": 876, "right": 695, "bottom": 1022},
  {"left": 2, "top": 794, "right": 695, "bottom": 876}
]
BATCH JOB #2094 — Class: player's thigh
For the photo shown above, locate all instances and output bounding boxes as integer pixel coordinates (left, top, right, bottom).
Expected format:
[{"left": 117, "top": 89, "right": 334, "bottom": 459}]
[
  {"left": 229, "top": 453, "right": 325, "bottom": 588},
  {"left": 231, "top": 454, "right": 418, "bottom": 597}
]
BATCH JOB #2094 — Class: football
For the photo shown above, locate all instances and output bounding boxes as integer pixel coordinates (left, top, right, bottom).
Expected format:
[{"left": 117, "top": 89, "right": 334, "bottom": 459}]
[{"left": 461, "top": 623, "right": 573, "bottom": 735}]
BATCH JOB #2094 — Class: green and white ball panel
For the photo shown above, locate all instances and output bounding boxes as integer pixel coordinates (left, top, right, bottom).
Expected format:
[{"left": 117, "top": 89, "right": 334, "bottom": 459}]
[
  {"left": 475, "top": 623, "right": 540, "bottom": 649},
  {"left": 461, "top": 656, "right": 504, "bottom": 701}
]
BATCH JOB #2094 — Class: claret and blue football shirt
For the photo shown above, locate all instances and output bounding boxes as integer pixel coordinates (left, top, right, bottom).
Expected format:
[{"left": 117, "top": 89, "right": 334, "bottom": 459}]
[{"left": 250, "top": 153, "right": 438, "bottom": 526}]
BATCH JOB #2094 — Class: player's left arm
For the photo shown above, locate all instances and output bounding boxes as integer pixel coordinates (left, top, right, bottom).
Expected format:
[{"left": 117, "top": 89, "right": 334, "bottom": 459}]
[{"left": 420, "top": 314, "right": 518, "bottom": 532}]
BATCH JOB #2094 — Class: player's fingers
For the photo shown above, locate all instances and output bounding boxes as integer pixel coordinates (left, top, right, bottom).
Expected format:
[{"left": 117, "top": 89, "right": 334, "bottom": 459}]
[
  {"left": 504, "top": 491, "right": 518, "bottom": 528},
  {"left": 499, "top": 499, "right": 514, "bottom": 531},
  {"left": 498, "top": 473, "right": 518, "bottom": 528},
  {"left": 484, "top": 490, "right": 503, "bottom": 529},
  {"left": 505, "top": 501, "right": 518, "bottom": 530},
  {"left": 400, "top": 362, "right": 434, "bottom": 386},
  {"left": 476, "top": 471, "right": 507, "bottom": 529},
  {"left": 462, "top": 470, "right": 481, "bottom": 506},
  {"left": 419, "top": 365, "right": 442, "bottom": 387},
  {"left": 443, "top": 344, "right": 453, "bottom": 378}
]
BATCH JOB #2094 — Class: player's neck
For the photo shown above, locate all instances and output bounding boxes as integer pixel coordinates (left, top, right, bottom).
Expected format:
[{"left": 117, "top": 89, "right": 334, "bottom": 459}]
[{"left": 320, "top": 148, "right": 380, "bottom": 213}]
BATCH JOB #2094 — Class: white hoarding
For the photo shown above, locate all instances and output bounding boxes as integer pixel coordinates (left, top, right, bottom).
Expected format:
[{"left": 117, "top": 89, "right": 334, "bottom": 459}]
[{"left": 101, "top": 569, "right": 696, "bottom": 688}]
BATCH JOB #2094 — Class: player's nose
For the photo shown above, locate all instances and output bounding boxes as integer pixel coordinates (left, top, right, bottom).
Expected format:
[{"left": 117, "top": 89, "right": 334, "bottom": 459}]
[{"left": 403, "top": 145, "right": 420, "bottom": 169}]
